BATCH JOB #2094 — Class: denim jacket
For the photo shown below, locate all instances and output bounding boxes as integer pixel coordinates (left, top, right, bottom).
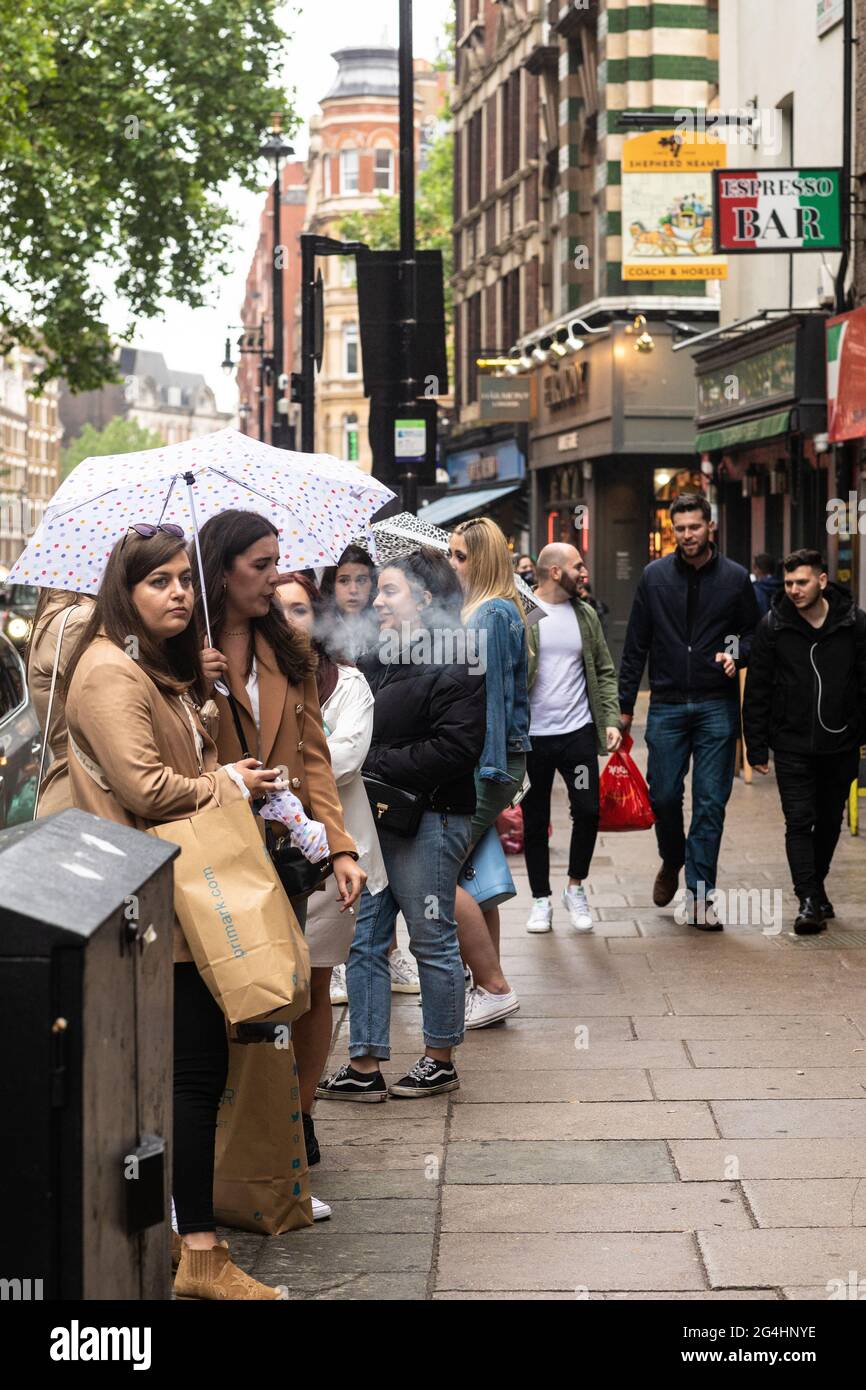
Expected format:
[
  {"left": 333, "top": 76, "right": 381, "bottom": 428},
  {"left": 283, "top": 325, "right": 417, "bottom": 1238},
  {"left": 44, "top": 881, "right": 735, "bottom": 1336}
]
[{"left": 467, "top": 597, "right": 532, "bottom": 783}]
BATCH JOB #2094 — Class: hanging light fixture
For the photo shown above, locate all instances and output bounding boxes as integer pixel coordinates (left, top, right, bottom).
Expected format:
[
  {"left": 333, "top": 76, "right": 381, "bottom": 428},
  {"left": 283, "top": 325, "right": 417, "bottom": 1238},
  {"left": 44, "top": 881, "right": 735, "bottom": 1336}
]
[{"left": 626, "top": 314, "right": 655, "bottom": 352}]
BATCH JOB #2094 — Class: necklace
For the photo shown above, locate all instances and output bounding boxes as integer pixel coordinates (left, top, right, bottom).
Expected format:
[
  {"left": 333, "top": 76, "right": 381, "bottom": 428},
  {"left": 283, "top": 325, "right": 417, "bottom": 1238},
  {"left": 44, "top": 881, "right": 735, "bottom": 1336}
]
[{"left": 222, "top": 629, "right": 250, "bottom": 637}]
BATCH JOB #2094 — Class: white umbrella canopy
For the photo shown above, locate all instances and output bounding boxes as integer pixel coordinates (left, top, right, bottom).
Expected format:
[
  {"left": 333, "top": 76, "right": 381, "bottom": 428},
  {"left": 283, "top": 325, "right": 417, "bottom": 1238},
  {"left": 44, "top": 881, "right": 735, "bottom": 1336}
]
[{"left": 9, "top": 430, "right": 395, "bottom": 637}]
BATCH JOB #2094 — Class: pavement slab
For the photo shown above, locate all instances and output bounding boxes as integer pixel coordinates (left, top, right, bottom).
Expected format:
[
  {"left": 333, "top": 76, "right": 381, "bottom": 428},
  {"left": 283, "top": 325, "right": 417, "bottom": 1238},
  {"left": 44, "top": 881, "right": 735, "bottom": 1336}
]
[
  {"left": 440, "top": 1181, "right": 751, "bottom": 1232},
  {"left": 449, "top": 1100, "right": 717, "bottom": 1141},
  {"left": 743, "top": 1179, "right": 866, "bottom": 1228},
  {"left": 670, "top": 1138, "right": 866, "bottom": 1181},
  {"left": 698, "top": 1228, "right": 866, "bottom": 1291},
  {"left": 444, "top": 1139, "right": 676, "bottom": 1185},
  {"left": 436, "top": 1231, "right": 707, "bottom": 1292}
]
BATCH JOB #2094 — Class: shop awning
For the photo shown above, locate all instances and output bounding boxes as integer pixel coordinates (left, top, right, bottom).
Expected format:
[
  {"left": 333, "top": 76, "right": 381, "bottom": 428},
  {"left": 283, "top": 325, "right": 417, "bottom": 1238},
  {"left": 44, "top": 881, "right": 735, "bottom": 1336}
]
[
  {"left": 695, "top": 409, "right": 792, "bottom": 454},
  {"left": 419, "top": 484, "right": 522, "bottom": 527}
]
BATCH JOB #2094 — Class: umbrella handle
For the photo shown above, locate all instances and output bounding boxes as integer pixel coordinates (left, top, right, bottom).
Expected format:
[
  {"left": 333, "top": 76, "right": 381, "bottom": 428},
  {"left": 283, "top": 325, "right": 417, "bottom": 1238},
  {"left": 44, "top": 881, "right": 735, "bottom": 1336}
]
[{"left": 183, "top": 472, "right": 213, "bottom": 648}]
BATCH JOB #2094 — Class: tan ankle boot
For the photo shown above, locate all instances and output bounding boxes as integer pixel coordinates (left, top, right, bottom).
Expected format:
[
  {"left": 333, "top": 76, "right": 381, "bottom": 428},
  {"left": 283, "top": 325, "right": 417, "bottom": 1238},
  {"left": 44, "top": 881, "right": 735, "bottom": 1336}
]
[{"left": 174, "top": 1241, "right": 286, "bottom": 1301}]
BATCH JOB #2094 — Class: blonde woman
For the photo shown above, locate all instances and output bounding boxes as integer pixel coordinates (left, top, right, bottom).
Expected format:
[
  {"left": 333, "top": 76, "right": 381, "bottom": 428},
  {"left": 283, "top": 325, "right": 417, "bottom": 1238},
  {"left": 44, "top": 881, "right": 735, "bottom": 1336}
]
[{"left": 447, "top": 517, "right": 531, "bottom": 1029}]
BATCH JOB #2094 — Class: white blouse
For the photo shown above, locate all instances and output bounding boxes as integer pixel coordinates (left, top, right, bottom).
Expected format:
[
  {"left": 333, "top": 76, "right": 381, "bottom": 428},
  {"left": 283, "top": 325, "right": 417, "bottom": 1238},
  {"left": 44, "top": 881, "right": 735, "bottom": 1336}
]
[{"left": 321, "top": 664, "right": 387, "bottom": 895}]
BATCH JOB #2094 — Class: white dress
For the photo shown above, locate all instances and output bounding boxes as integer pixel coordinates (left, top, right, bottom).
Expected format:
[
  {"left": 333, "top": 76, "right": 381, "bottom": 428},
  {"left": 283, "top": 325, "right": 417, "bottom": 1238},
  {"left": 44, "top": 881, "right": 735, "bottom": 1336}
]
[{"left": 305, "top": 664, "right": 387, "bottom": 967}]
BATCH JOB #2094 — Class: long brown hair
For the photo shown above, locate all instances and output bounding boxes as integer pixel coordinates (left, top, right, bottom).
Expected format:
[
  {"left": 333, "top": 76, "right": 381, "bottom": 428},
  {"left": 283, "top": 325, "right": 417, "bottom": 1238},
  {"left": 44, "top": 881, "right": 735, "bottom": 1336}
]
[
  {"left": 63, "top": 532, "right": 206, "bottom": 701},
  {"left": 196, "top": 510, "right": 315, "bottom": 686},
  {"left": 279, "top": 571, "right": 350, "bottom": 706}
]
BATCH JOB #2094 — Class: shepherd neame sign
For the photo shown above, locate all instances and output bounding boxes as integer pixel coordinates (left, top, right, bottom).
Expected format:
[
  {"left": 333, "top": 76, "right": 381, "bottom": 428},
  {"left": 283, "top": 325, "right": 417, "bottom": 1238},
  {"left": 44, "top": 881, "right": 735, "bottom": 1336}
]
[{"left": 713, "top": 168, "right": 842, "bottom": 253}]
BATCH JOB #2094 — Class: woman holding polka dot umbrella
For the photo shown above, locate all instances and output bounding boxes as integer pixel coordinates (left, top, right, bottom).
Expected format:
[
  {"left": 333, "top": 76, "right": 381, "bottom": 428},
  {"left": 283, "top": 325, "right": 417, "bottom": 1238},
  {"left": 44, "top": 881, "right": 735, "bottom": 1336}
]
[{"left": 6, "top": 428, "right": 394, "bottom": 644}]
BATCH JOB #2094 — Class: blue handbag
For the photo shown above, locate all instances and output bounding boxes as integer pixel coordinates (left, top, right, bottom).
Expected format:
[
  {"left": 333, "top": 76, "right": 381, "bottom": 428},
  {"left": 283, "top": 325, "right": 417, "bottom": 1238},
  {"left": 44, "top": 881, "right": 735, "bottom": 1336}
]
[{"left": 459, "top": 825, "right": 517, "bottom": 910}]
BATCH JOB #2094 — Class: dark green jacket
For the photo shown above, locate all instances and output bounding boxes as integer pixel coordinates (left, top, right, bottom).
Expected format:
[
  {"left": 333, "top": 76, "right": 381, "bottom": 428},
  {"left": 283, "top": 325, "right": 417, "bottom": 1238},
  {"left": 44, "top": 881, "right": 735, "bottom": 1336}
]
[{"left": 527, "top": 596, "right": 621, "bottom": 755}]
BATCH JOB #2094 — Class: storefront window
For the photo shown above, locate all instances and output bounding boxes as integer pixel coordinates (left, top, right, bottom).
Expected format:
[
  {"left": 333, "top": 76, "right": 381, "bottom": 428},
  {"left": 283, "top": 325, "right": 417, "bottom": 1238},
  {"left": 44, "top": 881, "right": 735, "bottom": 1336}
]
[{"left": 650, "top": 468, "right": 706, "bottom": 559}]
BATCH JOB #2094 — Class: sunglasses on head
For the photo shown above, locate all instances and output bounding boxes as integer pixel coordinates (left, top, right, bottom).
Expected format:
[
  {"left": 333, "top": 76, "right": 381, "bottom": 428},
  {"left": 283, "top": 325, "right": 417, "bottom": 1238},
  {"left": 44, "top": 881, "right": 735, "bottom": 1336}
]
[{"left": 126, "top": 523, "right": 186, "bottom": 540}]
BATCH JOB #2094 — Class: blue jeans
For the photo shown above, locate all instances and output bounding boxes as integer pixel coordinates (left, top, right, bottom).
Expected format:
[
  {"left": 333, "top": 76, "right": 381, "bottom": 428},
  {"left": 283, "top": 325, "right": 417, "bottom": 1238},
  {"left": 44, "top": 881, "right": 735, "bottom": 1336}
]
[
  {"left": 644, "top": 698, "right": 739, "bottom": 899},
  {"left": 346, "top": 811, "right": 472, "bottom": 1060}
]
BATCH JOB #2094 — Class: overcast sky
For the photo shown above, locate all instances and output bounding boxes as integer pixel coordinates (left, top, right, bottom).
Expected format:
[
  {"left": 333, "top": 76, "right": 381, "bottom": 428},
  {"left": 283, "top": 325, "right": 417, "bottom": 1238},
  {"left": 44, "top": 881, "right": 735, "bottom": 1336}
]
[{"left": 109, "top": 0, "right": 452, "bottom": 413}]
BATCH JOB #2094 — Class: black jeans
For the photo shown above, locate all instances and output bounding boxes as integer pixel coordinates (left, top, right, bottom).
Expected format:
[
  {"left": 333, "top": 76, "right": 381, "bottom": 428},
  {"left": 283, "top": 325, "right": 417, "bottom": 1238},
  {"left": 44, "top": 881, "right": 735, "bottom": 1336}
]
[
  {"left": 523, "top": 724, "right": 599, "bottom": 898},
  {"left": 173, "top": 963, "right": 228, "bottom": 1235},
  {"left": 773, "top": 748, "right": 859, "bottom": 901}
]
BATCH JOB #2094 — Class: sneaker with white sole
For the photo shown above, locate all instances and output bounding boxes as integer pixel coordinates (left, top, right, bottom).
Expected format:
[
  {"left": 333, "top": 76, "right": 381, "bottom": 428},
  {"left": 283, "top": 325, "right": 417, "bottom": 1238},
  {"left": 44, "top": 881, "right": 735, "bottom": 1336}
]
[
  {"left": 316, "top": 1063, "right": 388, "bottom": 1102},
  {"left": 562, "top": 885, "right": 593, "bottom": 932},
  {"left": 389, "top": 947, "right": 420, "bottom": 994},
  {"left": 329, "top": 964, "right": 348, "bottom": 1005},
  {"left": 311, "top": 1197, "right": 331, "bottom": 1221},
  {"left": 388, "top": 1056, "right": 459, "bottom": 1098},
  {"left": 526, "top": 896, "right": 553, "bottom": 933},
  {"left": 464, "top": 984, "right": 520, "bottom": 1029}
]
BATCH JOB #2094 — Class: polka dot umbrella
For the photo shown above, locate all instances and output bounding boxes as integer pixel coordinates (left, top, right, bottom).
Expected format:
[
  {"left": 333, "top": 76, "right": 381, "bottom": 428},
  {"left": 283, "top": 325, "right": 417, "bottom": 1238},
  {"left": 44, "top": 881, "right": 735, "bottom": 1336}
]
[{"left": 8, "top": 429, "right": 395, "bottom": 644}]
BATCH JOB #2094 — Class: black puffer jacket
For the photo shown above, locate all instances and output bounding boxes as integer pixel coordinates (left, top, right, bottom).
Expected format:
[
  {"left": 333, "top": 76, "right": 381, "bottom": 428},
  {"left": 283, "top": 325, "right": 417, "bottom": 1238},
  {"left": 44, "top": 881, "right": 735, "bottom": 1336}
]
[
  {"left": 619, "top": 546, "right": 760, "bottom": 713},
  {"left": 743, "top": 583, "right": 866, "bottom": 765},
  {"left": 359, "top": 648, "right": 486, "bottom": 814}
]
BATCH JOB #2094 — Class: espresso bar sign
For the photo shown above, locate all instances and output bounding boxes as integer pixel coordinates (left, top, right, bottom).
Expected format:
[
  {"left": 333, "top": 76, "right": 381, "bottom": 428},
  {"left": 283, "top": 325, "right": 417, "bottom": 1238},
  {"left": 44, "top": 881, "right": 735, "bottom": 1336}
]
[
  {"left": 713, "top": 168, "right": 843, "bottom": 253},
  {"left": 544, "top": 360, "right": 589, "bottom": 411}
]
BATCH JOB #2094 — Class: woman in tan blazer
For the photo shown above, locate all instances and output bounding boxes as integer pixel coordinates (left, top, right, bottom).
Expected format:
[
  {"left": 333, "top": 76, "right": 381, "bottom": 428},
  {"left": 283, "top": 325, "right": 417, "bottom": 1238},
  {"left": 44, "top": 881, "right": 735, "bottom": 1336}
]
[
  {"left": 26, "top": 589, "right": 94, "bottom": 815},
  {"left": 64, "top": 524, "right": 287, "bottom": 1301},
  {"left": 196, "top": 509, "right": 365, "bottom": 918}
]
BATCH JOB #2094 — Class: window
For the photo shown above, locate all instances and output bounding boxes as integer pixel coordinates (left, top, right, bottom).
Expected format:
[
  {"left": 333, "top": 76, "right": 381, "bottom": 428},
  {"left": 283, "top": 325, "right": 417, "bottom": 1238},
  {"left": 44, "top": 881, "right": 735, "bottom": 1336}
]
[
  {"left": 343, "top": 412, "right": 359, "bottom": 462},
  {"left": 323, "top": 156, "right": 332, "bottom": 197},
  {"left": 343, "top": 322, "right": 359, "bottom": 376},
  {"left": 339, "top": 149, "right": 359, "bottom": 194},
  {"left": 340, "top": 256, "right": 356, "bottom": 286},
  {"left": 374, "top": 148, "right": 394, "bottom": 192}
]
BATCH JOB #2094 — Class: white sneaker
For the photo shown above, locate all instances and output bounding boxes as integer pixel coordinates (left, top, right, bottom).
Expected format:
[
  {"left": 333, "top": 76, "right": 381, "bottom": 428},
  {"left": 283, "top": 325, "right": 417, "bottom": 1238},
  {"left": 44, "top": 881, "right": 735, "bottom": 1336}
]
[
  {"left": 330, "top": 964, "right": 348, "bottom": 1005},
  {"left": 562, "top": 885, "right": 594, "bottom": 932},
  {"left": 526, "top": 896, "right": 553, "bottom": 933},
  {"left": 464, "top": 985, "right": 520, "bottom": 1029},
  {"left": 311, "top": 1196, "right": 331, "bottom": 1222},
  {"left": 389, "top": 947, "right": 420, "bottom": 994}
]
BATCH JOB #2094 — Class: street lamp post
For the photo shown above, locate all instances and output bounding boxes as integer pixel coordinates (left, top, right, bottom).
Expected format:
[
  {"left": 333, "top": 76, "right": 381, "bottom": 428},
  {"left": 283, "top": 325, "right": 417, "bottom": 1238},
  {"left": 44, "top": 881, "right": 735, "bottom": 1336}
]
[
  {"left": 397, "top": 0, "right": 419, "bottom": 514},
  {"left": 221, "top": 322, "right": 272, "bottom": 442},
  {"left": 259, "top": 115, "right": 295, "bottom": 449}
]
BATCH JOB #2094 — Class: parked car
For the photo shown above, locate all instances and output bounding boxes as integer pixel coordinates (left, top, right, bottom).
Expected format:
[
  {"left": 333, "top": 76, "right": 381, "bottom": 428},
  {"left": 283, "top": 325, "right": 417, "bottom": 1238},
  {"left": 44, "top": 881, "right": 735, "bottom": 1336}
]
[
  {"left": 0, "top": 631, "right": 42, "bottom": 827},
  {"left": 0, "top": 580, "right": 38, "bottom": 651}
]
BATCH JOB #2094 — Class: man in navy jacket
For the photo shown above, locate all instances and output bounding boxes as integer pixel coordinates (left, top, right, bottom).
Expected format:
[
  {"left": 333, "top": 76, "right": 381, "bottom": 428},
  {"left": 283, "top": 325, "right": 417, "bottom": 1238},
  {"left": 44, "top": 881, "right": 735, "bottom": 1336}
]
[{"left": 619, "top": 494, "right": 760, "bottom": 927}]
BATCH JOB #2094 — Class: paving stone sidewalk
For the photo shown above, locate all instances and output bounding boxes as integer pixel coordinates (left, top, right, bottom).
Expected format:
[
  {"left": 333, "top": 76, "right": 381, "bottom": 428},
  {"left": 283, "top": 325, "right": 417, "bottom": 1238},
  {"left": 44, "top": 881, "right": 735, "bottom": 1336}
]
[{"left": 228, "top": 702, "right": 866, "bottom": 1301}]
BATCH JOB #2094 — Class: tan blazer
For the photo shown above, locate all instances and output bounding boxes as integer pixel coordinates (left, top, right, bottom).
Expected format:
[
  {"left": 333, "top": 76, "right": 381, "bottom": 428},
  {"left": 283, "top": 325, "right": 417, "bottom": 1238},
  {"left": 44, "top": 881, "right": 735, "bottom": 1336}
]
[
  {"left": 65, "top": 635, "right": 245, "bottom": 962},
  {"left": 27, "top": 597, "right": 95, "bottom": 816},
  {"left": 214, "top": 631, "right": 356, "bottom": 861}
]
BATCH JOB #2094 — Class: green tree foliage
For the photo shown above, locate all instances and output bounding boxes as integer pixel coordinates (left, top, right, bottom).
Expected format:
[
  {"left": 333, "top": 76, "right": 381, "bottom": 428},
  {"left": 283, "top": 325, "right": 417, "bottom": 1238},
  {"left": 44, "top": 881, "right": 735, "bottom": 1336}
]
[
  {"left": 61, "top": 416, "right": 165, "bottom": 480},
  {"left": 0, "top": 0, "right": 297, "bottom": 394}
]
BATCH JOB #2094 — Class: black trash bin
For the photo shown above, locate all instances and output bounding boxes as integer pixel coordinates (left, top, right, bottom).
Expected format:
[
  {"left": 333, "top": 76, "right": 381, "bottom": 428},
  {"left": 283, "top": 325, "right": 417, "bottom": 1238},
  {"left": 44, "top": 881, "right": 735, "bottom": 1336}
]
[{"left": 0, "top": 808, "right": 178, "bottom": 1300}]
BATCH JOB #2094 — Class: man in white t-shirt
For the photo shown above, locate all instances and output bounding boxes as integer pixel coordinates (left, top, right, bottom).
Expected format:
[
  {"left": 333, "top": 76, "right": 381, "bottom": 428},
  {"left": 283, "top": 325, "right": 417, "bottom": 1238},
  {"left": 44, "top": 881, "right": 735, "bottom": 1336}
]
[{"left": 523, "top": 544, "right": 622, "bottom": 933}]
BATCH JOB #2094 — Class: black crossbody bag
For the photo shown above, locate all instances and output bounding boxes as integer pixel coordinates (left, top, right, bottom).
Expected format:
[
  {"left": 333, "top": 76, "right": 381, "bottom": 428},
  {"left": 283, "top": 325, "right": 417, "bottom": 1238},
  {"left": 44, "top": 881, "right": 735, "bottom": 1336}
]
[
  {"left": 360, "top": 660, "right": 430, "bottom": 837},
  {"left": 224, "top": 689, "right": 333, "bottom": 899}
]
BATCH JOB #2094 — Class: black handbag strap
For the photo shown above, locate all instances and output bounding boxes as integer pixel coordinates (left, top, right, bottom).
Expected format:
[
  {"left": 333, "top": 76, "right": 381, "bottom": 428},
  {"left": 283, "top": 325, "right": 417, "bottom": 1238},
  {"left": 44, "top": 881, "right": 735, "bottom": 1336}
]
[{"left": 225, "top": 688, "right": 253, "bottom": 761}]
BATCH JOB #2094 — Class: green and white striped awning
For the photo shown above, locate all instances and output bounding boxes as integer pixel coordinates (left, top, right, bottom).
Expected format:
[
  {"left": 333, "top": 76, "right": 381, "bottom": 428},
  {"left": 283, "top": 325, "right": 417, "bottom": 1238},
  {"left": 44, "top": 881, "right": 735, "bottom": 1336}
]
[{"left": 696, "top": 410, "right": 792, "bottom": 454}]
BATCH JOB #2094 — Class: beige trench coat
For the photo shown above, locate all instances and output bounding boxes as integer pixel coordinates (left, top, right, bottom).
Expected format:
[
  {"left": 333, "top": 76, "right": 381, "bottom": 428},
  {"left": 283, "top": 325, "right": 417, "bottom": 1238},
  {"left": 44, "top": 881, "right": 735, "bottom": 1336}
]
[
  {"left": 65, "top": 635, "right": 245, "bottom": 962},
  {"left": 27, "top": 596, "right": 95, "bottom": 816}
]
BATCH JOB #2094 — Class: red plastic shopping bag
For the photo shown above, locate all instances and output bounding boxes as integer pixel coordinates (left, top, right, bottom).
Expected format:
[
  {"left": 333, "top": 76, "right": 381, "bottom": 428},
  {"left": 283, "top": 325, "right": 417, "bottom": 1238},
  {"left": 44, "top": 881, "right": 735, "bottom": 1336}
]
[
  {"left": 496, "top": 805, "right": 524, "bottom": 855},
  {"left": 598, "top": 733, "right": 655, "bottom": 832}
]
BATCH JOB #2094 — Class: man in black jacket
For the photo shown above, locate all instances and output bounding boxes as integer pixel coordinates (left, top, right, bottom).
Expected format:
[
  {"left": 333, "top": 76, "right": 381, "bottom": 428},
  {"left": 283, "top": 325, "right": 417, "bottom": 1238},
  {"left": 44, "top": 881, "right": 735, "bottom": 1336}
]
[
  {"left": 619, "top": 494, "right": 760, "bottom": 926},
  {"left": 743, "top": 549, "right": 866, "bottom": 934}
]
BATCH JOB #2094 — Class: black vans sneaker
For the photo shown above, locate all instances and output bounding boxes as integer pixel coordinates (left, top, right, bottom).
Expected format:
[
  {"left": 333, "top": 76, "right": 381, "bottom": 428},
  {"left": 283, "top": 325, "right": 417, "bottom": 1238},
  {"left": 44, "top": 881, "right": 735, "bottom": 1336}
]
[
  {"left": 389, "top": 1056, "right": 459, "bottom": 1098},
  {"left": 316, "top": 1063, "right": 388, "bottom": 1102}
]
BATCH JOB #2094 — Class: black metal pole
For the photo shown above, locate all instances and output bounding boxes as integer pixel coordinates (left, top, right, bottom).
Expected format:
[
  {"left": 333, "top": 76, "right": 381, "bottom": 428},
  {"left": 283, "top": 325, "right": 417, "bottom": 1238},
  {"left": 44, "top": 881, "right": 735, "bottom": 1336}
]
[
  {"left": 271, "top": 156, "right": 286, "bottom": 446},
  {"left": 258, "top": 327, "right": 266, "bottom": 443},
  {"left": 835, "top": 0, "right": 854, "bottom": 312},
  {"left": 300, "top": 234, "right": 316, "bottom": 453},
  {"left": 398, "top": 0, "right": 419, "bottom": 514}
]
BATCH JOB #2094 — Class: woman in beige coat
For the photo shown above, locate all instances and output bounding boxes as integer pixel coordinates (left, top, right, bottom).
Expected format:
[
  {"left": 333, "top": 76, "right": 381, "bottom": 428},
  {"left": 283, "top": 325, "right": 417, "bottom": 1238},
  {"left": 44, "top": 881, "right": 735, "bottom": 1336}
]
[
  {"left": 64, "top": 524, "right": 287, "bottom": 1301},
  {"left": 26, "top": 589, "right": 94, "bottom": 815}
]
